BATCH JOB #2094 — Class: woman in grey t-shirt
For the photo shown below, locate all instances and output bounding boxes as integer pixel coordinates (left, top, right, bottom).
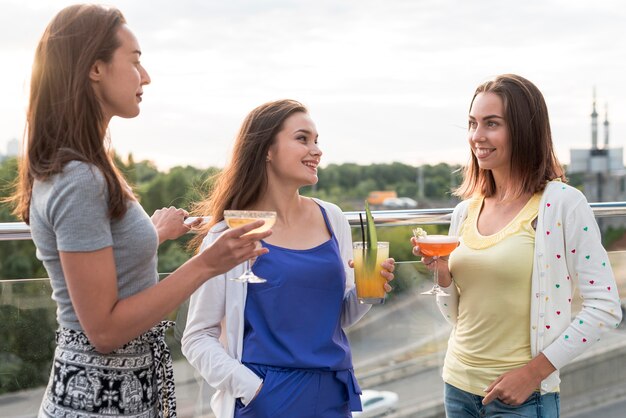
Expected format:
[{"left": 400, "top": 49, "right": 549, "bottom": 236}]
[{"left": 9, "top": 5, "right": 271, "bottom": 418}]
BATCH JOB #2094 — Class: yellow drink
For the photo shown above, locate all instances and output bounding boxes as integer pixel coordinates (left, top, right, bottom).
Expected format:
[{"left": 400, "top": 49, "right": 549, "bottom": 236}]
[{"left": 352, "top": 242, "right": 389, "bottom": 304}]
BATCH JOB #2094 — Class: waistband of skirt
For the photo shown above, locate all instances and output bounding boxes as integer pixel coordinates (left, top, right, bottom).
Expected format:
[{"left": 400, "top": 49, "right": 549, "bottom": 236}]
[{"left": 55, "top": 320, "right": 174, "bottom": 353}]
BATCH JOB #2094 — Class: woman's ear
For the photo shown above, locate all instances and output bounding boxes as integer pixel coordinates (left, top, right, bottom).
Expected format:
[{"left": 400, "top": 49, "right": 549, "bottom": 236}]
[{"left": 89, "top": 60, "right": 104, "bottom": 82}]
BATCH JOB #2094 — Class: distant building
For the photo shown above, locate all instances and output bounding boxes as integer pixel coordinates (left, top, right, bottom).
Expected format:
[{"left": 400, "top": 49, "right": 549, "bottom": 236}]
[
  {"left": 569, "top": 90, "right": 626, "bottom": 229},
  {"left": 367, "top": 191, "right": 397, "bottom": 206},
  {"left": 6, "top": 138, "right": 19, "bottom": 157}
]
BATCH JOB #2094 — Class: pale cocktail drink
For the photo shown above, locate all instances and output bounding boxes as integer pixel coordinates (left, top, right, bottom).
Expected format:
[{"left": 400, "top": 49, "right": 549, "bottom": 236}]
[
  {"left": 224, "top": 216, "right": 276, "bottom": 234},
  {"left": 416, "top": 235, "right": 459, "bottom": 296},
  {"left": 352, "top": 242, "right": 389, "bottom": 304},
  {"left": 223, "top": 210, "right": 277, "bottom": 283}
]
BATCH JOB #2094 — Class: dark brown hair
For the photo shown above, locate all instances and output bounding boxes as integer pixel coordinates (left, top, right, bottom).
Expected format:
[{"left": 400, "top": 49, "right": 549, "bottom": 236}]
[
  {"left": 455, "top": 73, "right": 566, "bottom": 200},
  {"left": 190, "top": 99, "right": 307, "bottom": 249},
  {"left": 10, "top": 4, "right": 133, "bottom": 223}
]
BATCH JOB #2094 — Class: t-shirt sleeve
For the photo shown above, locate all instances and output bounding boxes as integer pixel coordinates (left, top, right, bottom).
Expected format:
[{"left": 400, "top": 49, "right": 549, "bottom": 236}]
[{"left": 47, "top": 162, "right": 114, "bottom": 252}]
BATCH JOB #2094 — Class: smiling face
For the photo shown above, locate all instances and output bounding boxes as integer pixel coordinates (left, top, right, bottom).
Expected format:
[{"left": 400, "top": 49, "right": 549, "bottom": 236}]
[
  {"left": 90, "top": 24, "right": 150, "bottom": 123},
  {"left": 266, "top": 111, "right": 321, "bottom": 188},
  {"left": 468, "top": 92, "right": 511, "bottom": 180}
]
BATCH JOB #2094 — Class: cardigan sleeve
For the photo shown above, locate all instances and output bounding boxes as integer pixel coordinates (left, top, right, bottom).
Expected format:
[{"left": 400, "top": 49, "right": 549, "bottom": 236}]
[
  {"left": 541, "top": 195, "right": 623, "bottom": 370},
  {"left": 434, "top": 200, "right": 468, "bottom": 325},
  {"left": 181, "top": 228, "right": 262, "bottom": 406}
]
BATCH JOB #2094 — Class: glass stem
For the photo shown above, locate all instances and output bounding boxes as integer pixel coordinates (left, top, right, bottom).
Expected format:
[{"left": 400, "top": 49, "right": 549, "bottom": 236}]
[{"left": 433, "top": 257, "right": 440, "bottom": 291}]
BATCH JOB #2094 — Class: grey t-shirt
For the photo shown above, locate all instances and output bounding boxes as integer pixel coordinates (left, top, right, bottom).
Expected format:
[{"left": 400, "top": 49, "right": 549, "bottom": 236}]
[{"left": 30, "top": 161, "right": 159, "bottom": 331}]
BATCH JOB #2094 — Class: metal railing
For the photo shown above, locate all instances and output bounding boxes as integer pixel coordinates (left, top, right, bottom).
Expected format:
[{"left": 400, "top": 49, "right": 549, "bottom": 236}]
[{"left": 3, "top": 202, "right": 626, "bottom": 241}]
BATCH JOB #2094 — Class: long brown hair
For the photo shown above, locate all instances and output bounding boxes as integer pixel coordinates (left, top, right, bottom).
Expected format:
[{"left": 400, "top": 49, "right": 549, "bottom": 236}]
[
  {"left": 191, "top": 99, "right": 307, "bottom": 250},
  {"left": 455, "top": 74, "right": 566, "bottom": 200},
  {"left": 10, "top": 4, "right": 133, "bottom": 223}
]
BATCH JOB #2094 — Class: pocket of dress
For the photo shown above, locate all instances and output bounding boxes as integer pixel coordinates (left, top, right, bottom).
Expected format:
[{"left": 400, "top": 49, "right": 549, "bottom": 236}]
[{"left": 239, "top": 371, "right": 271, "bottom": 412}]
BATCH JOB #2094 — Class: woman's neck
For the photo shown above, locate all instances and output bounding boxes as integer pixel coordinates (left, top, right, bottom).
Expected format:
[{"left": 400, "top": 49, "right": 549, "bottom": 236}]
[
  {"left": 490, "top": 168, "right": 517, "bottom": 202},
  {"left": 251, "top": 184, "right": 305, "bottom": 227}
]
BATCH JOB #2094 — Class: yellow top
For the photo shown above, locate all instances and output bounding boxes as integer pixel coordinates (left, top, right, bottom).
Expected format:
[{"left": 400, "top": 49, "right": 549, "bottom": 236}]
[{"left": 444, "top": 193, "right": 541, "bottom": 396}]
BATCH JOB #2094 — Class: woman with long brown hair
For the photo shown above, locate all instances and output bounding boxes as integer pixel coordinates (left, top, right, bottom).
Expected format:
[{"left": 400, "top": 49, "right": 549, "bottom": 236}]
[
  {"left": 11, "top": 5, "right": 270, "bottom": 417},
  {"left": 182, "top": 99, "right": 395, "bottom": 418},
  {"left": 412, "top": 74, "right": 622, "bottom": 417}
]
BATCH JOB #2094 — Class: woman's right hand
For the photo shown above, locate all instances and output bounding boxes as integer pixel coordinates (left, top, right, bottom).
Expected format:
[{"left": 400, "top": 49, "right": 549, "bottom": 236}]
[
  {"left": 410, "top": 236, "right": 453, "bottom": 287},
  {"left": 196, "top": 220, "right": 272, "bottom": 277}
]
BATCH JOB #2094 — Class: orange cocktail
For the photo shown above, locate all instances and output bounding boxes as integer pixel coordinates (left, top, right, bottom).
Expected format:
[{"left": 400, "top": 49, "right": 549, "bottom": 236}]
[
  {"left": 416, "top": 236, "right": 459, "bottom": 258},
  {"left": 416, "top": 235, "right": 459, "bottom": 296},
  {"left": 352, "top": 242, "right": 389, "bottom": 304}
]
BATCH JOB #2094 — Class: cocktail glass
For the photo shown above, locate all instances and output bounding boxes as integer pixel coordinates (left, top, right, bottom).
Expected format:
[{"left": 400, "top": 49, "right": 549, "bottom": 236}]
[
  {"left": 223, "top": 210, "right": 277, "bottom": 283},
  {"left": 414, "top": 234, "right": 459, "bottom": 296},
  {"left": 352, "top": 241, "right": 390, "bottom": 304}
]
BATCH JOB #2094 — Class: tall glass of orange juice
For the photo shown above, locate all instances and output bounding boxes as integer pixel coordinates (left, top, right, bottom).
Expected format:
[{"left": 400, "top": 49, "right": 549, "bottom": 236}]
[{"left": 352, "top": 241, "right": 389, "bottom": 304}]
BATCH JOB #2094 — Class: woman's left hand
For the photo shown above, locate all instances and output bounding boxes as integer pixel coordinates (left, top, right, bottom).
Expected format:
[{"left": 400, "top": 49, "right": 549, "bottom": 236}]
[
  {"left": 380, "top": 258, "right": 395, "bottom": 292},
  {"left": 151, "top": 206, "right": 199, "bottom": 244},
  {"left": 482, "top": 365, "right": 537, "bottom": 406},
  {"left": 482, "top": 353, "right": 555, "bottom": 406},
  {"left": 348, "top": 258, "right": 396, "bottom": 293}
]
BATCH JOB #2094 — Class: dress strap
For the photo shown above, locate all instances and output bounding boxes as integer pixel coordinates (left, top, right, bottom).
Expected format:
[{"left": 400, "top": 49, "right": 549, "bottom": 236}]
[{"left": 312, "top": 200, "right": 335, "bottom": 238}]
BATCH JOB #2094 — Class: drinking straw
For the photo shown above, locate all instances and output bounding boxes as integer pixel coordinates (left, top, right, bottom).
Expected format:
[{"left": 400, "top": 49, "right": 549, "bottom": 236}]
[{"left": 359, "top": 213, "right": 366, "bottom": 246}]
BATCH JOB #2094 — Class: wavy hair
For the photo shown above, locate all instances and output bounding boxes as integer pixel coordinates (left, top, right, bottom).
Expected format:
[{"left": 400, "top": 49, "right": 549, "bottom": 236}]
[
  {"left": 190, "top": 99, "right": 307, "bottom": 250},
  {"left": 10, "top": 4, "right": 133, "bottom": 223}
]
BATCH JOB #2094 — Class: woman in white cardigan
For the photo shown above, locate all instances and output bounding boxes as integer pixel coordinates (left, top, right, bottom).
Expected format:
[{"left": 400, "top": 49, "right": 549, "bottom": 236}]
[
  {"left": 182, "top": 100, "right": 394, "bottom": 418},
  {"left": 412, "top": 74, "right": 622, "bottom": 418}
]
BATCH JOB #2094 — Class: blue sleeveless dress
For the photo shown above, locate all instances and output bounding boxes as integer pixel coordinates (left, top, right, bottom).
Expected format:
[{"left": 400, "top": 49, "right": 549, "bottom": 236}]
[{"left": 234, "top": 204, "right": 361, "bottom": 418}]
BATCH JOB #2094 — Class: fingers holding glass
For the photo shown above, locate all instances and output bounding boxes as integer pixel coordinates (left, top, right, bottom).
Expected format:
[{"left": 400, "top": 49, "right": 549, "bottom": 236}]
[
  {"left": 413, "top": 234, "right": 459, "bottom": 296},
  {"left": 224, "top": 210, "right": 276, "bottom": 283}
]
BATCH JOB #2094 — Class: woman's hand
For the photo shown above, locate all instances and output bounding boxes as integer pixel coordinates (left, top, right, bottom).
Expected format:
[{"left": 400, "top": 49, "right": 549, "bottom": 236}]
[
  {"left": 482, "top": 354, "right": 556, "bottom": 406},
  {"left": 380, "top": 258, "right": 395, "bottom": 292},
  {"left": 348, "top": 258, "right": 396, "bottom": 293},
  {"left": 151, "top": 206, "right": 200, "bottom": 244},
  {"left": 411, "top": 236, "right": 452, "bottom": 287}
]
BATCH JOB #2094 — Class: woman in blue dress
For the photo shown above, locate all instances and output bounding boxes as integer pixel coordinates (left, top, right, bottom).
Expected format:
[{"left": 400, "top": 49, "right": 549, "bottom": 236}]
[{"left": 182, "top": 99, "right": 395, "bottom": 418}]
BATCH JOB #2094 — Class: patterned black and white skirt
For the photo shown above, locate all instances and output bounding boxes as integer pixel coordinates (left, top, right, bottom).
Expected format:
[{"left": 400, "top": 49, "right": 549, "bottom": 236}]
[{"left": 39, "top": 321, "right": 177, "bottom": 418}]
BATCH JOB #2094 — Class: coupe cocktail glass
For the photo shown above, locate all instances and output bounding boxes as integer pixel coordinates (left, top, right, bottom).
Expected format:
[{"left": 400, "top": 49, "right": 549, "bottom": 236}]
[
  {"left": 414, "top": 234, "right": 459, "bottom": 296},
  {"left": 223, "top": 210, "right": 277, "bottom": 283}
]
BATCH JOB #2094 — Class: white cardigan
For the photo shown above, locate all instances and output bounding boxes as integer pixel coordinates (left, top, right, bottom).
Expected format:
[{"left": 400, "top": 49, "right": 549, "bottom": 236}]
[
  {"left": 181, "top": 198, "right": 370, "bottom": 418},
  {"left": 437, "top": 181, "right": 622, "bottom": 393}
]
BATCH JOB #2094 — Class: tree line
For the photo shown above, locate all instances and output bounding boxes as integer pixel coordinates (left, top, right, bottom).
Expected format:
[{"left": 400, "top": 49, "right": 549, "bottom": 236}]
[{"left": 0, "top": 155, "right": 467, "bottom": 280}]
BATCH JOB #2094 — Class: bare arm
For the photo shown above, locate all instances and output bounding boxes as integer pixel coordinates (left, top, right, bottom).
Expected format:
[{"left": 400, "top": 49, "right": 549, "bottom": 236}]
[{"left": 62, "top": 220, "right": 270, "bottom": 353}]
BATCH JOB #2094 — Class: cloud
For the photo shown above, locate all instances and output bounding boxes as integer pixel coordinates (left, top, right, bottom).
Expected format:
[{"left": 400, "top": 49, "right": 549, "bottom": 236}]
[{"left": 1, "top": 0, "right": 626, "bottom": 168}]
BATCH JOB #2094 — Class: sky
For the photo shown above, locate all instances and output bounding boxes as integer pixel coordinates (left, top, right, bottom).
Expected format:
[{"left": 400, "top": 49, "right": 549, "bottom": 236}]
[{"left": 1, "top": 0, "right": 626, "bottom": 171}]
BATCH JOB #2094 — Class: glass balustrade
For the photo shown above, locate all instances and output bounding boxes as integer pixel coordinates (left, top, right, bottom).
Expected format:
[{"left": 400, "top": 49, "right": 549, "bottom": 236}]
[{"left": 1, "top": 209, "right": 625, "bottom": 417}]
